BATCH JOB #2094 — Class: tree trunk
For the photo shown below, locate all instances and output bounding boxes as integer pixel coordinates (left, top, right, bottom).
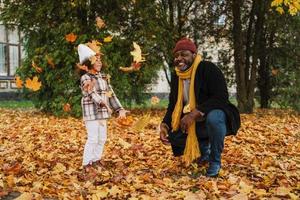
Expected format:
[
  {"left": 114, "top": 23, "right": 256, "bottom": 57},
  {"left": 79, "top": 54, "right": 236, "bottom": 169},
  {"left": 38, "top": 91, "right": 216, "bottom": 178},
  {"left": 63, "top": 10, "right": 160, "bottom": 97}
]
[{"left": 232, "top": 0, "right": 254, "bottom": 113}]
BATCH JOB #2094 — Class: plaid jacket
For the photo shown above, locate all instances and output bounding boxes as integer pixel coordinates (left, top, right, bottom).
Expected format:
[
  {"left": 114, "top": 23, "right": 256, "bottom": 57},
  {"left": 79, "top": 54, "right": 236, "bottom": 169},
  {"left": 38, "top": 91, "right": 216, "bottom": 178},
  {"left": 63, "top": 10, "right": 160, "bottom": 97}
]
[{"left": 80, "top": 72, "right": 123, "bottom": 121}]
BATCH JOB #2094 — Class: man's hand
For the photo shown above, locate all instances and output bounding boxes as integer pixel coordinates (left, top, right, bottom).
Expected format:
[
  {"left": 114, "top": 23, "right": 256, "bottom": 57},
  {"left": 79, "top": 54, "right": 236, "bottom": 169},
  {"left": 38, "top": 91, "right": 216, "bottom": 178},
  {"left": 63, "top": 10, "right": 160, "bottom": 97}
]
[
  {"left": 159, "top": 123, "right": 170, "bottom": 145},
  {"left": 180, "top": 109, "right": 204, "bottom": 133}
]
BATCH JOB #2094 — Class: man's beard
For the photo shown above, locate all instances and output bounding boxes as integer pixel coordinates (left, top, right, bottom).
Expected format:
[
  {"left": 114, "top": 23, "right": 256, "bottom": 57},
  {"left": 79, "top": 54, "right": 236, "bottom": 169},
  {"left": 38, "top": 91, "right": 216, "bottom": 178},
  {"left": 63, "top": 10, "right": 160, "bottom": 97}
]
[{"left": 175, "top": 61, "right": 193, "bottom": 71}]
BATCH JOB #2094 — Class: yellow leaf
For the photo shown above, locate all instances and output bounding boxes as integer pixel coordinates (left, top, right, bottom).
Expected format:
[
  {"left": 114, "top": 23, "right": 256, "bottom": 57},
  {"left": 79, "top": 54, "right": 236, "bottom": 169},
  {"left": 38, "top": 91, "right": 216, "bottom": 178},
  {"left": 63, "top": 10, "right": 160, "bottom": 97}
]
[
  {"left": 25, "top": 76, "right": 41, "bottom": 91},
  {"left": 86, "top": 40, "right": 102, "bottom": 54},
  {"left": 118, "top": 138, "right": 132, "bottom": 149},
  {"left": 151, "top": 96, "right": 160, "bottom": 105},
  {"left": 65, "top": 33, "right": 77, "bottom": 43},
  {"left": 239, "top": 180, "right": 253, "bottom": 194},
  {"left": 109, "top": 185, "right": 121, "bottom": 197},
  {"left": 103, "top": 36, "right": 113, "bottom": 43},
  {"left": 132, "top": 114, "right": 151, "bottom": 132},
  {"left": 130, "top": 42, "right": 146, "bottom": 63},
  {"left": 53, "top": 163, "right": 66, "bottom": 173},
  {"left": 271, "top": 0, "right": 283, "bottom": 7},
  {"left": 96, "top": 17, "right": 106, "bottom": 29},
  {"left": 15, "top": 76, "right": 23, "bottom": 88},
  {"left": 289, "top": 4, "right": 298, "bottom": 15},
  {"left": 276, "top": 6, "right": 285, "bottom": 14}
]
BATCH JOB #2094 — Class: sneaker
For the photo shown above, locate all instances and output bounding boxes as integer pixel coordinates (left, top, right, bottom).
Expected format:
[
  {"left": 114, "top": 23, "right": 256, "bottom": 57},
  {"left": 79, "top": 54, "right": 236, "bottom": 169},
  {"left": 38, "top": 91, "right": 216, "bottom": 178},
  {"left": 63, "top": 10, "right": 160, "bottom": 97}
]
[{"left": 206, "top": 162, "right": 221, "bottom": 177}]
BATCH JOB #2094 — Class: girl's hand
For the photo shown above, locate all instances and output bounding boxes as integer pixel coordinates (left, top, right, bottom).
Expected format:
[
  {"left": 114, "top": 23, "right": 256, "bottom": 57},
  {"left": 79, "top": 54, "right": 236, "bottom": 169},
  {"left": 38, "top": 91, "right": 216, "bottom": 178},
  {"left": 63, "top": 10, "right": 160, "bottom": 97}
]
[{"left": 118, "top": 109, "right": 129, "bottom": 119}]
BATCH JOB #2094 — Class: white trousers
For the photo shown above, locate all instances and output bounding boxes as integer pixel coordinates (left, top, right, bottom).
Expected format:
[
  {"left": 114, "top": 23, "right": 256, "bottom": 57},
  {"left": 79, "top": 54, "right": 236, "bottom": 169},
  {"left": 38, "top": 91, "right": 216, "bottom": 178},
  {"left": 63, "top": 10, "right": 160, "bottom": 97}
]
[{"left": 82, "top": 120, "right": 107, "bottom": 166}]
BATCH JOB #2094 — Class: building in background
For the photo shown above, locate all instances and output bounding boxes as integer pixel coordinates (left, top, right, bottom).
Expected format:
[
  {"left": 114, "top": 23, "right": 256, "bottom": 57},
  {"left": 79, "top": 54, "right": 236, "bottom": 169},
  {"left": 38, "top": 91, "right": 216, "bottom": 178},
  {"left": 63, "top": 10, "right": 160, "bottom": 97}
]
[{"left": 0, "top": 24, "right": 24, "bottom": 98}]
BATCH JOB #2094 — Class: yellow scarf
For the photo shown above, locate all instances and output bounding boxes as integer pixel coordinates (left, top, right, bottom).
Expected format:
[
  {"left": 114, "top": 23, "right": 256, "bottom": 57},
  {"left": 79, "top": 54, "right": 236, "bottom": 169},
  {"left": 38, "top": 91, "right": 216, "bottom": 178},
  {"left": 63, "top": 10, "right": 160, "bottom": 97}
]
[{"left": 171, "top": 54, "right": 202, "bottom": 166}]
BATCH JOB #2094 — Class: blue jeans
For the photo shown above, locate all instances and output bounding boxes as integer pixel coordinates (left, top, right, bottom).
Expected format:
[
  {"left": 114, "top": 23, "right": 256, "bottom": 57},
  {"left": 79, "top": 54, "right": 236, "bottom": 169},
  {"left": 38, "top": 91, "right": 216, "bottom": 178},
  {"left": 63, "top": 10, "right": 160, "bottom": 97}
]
[{"left": 168, "top": 109, "right": 227, "bottom": 165}]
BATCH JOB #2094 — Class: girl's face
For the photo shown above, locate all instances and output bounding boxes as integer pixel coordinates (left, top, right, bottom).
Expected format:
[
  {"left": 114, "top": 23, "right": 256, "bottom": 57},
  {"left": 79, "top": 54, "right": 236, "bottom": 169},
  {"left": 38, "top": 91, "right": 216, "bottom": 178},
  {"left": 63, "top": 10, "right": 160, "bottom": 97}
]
[{"left": 93, "top": 56, "right": 102, "bottom": 72}]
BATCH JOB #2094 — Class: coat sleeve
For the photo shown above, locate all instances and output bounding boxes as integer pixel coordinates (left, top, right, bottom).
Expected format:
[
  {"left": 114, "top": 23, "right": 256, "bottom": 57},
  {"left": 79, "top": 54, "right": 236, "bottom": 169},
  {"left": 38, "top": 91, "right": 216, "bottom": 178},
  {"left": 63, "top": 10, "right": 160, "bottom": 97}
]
[
  {"left": 162, "top": 73, "right": 178, "bottom": 129},
  {"left": 196, "top": 61, "right": 229, "bottom": 114},
  {"left": 107, "top": 82, "right": 123, "bottom": 112},
  {"left": 80, "top": 74, "right": 103, "bottom": 105}
]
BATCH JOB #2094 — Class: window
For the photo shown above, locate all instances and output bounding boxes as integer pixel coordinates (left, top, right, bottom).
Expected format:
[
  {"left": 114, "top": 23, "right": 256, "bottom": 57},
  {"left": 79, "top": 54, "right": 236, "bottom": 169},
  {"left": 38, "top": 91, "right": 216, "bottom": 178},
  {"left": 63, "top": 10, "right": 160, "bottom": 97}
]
[{"left": 0, "top": 24, "right": 24, "bottom": 78}]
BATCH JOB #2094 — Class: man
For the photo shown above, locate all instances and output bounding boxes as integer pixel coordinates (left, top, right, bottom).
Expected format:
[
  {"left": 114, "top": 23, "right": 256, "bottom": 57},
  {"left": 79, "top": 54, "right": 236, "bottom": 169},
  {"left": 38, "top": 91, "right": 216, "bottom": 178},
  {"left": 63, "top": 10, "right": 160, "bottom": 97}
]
[{"left": 159, "top": 38, "right": 240, "bottom": 177}]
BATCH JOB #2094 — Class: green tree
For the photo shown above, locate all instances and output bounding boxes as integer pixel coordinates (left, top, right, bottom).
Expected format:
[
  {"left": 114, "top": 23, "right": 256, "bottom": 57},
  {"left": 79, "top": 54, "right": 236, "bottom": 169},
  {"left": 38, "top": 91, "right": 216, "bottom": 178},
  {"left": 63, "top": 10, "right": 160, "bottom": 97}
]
[{"left": 0, "top": 0, "right": 160, "bottom": 116}]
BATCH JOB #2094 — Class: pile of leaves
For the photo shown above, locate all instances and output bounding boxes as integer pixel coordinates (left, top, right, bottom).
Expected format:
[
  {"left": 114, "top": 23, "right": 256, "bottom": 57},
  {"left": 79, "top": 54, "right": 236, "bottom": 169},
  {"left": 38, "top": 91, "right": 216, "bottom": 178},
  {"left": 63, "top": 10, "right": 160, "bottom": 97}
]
[{"left": 0, "top": 108, "right": 299, "bottom": 199}]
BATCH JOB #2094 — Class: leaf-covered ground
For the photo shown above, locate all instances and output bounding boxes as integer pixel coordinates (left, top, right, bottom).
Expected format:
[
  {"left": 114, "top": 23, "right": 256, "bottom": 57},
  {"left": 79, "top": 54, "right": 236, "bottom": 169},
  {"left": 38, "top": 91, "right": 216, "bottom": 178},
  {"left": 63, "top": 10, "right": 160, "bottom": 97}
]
[{"left": 0, "top": 108, "right": 299, "bottom": 199}]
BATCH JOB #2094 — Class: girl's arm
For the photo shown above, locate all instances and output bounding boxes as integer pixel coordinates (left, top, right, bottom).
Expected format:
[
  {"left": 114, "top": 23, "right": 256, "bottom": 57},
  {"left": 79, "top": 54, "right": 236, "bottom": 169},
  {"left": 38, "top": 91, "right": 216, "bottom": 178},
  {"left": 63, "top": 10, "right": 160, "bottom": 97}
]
[{"left": 80, "top": 74, "right": 103, "bottom": 105}]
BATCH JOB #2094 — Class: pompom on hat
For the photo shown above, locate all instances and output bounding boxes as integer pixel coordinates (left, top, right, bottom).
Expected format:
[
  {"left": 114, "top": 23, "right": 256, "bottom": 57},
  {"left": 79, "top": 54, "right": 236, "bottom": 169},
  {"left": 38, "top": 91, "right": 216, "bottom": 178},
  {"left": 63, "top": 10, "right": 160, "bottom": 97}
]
[
  {"left": 173, "top": 38, "right": 197, "bottom": 54},
  {"left": 78, "top": 44, "right": 96, "bottom": 64}
]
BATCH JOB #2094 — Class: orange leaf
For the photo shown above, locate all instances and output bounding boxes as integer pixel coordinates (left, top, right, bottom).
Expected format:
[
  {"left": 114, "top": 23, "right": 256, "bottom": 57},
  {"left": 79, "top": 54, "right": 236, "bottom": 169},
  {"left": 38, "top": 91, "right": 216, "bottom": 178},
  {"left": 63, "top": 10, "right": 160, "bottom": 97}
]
[
  {"left": 63, "top": 103, "right": 71, "bottom": 112},
  {"left": 65, "top": 33, "right": 77, "bottom": 43},
  {"left": 32, "top": 60, "right": 43, "bottom": 73},
  {"left": 46, "top": 55, "right": 55, "bottom": 68},
  {"left": 96, "top": 16, "right": 106, "bottom": 29},
  {"left": 25, "top": 76, "right": 41, "bottom": 91},
  {"left": 116, "top": 116, "right": 134, "bottom": 126},
  {"left": 15, "top": 76, "right": 23, "bottom": 88}
]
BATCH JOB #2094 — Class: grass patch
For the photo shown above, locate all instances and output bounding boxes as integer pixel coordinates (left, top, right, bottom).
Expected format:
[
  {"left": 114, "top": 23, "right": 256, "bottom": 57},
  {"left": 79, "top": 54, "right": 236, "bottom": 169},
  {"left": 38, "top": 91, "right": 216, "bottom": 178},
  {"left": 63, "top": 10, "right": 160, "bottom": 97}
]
[{"left": 0, "top": 100, "right": 34, "bottom": 109}]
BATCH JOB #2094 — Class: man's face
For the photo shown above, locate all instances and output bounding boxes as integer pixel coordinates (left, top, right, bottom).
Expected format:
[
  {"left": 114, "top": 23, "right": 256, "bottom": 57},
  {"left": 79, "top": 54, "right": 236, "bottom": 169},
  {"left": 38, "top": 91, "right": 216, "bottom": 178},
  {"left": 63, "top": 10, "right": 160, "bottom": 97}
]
[{"left": 174, "top": 50, "right": 195, "bottom": 71}]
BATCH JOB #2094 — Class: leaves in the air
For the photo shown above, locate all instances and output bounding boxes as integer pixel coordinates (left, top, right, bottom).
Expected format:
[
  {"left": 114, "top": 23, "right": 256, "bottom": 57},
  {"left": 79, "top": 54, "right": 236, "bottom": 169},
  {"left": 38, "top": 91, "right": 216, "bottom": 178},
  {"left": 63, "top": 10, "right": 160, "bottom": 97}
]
[
  {"left": 103, "top": 36, "right": 113, "bottom": 43},
  {"left": 31, "top": 60, "right": 43, "bottom": 73},
  {"left": 119, "top": 42, "right": 145, "bottom": 73},
  {"left": 151, "top": 96, "right": 160, "bottom": 105},
  {"left": 0, "top": 109, "right": 299, "bottom": 199},
  {"left": 65, "top": 32, "right": 77, "bottom": 43},
  {"left": 25, "top": 76, "right": 41, "bottom": 91},
  {"left": 15, "top": 76, "right": 23, "bottom": 88},
  {"left": 96, "top": 16, "right": 106, "bottom": 29}
]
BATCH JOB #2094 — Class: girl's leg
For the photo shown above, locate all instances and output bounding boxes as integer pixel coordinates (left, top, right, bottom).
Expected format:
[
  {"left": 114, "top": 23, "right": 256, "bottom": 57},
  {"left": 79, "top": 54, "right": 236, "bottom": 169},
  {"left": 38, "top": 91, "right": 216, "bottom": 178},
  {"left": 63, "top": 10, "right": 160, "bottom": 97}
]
[
  {"left": 92, "top": 120, "right": 107, "bottom": 163},
  {"left": 82, "top": 120, "right": 101, "bottom": 166}
]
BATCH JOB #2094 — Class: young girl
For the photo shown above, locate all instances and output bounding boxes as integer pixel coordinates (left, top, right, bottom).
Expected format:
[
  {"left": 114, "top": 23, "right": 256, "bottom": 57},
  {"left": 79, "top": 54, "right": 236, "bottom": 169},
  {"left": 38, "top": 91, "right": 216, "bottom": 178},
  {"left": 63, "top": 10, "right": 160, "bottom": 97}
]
[{"left": 77, "top": 44, "right": 127, "bottom": 175}]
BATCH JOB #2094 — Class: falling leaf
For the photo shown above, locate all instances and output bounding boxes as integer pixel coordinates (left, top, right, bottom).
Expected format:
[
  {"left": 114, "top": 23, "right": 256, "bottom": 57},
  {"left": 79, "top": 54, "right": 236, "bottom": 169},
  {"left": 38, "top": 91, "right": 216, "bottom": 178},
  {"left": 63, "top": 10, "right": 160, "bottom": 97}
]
[
  {"left": 63, "top": 103, "right": 71, "bottom": 112},
  {"left": 276, "top": 6, "right": 285, "bottom": 14},
  {"left": 130, "top": 42, "right": 146, "bottom": 63},
  {"left": 77, "top": 63, "right": 88, "bottom": 72},
  {"left": 151, "top": 96, "right": 160, "bottom": 105},
  {"left": 46, "top": 55, "right": 55, "bottom": 68},
  {"left": 119, "top": 62, "right": 142, "bottom": 73},
  {"left": 132, "top": 114, "right": 151, "bottom": 132},
  {"left": 89, "top": 56, "right": 97, "bottom": 64},
  {"left": 15, "top": 76, "right": 23, "bottom": 88},
  {"left": 32, "top": 60, "right": 43, "bottom": 73},
  {"left": 25, "top": 76, "right": 42, "bottom": 91},
  {"left": 103, "top": 36, "right": 113, "bottom": 43},
  {"left": 86, "top": 40, "right": 102, "bottom": 54},
  {"left": 96, "top": 17, "right": 106, "bottom": 29},
  {"left": 65, "top": 33, "right": 77, "bottom": 43},
  {"left": 271, "top": 68, "right": 279, "bottom": 76}
]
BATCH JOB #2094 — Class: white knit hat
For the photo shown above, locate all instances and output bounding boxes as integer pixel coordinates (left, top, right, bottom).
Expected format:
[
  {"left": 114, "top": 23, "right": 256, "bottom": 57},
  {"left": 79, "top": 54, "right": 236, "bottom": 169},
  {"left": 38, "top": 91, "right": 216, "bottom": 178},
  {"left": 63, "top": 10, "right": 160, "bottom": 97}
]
[{"left": 78, "top": 44, "right": 96, "bottom": 64}]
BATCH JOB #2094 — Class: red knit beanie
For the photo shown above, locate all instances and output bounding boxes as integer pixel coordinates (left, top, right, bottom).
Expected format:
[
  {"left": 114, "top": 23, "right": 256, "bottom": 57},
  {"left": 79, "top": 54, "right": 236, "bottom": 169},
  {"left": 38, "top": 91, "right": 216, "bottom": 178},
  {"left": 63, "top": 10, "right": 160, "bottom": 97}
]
[{"left": 173, "top": 38, "right": 197, "bottom": 53}]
